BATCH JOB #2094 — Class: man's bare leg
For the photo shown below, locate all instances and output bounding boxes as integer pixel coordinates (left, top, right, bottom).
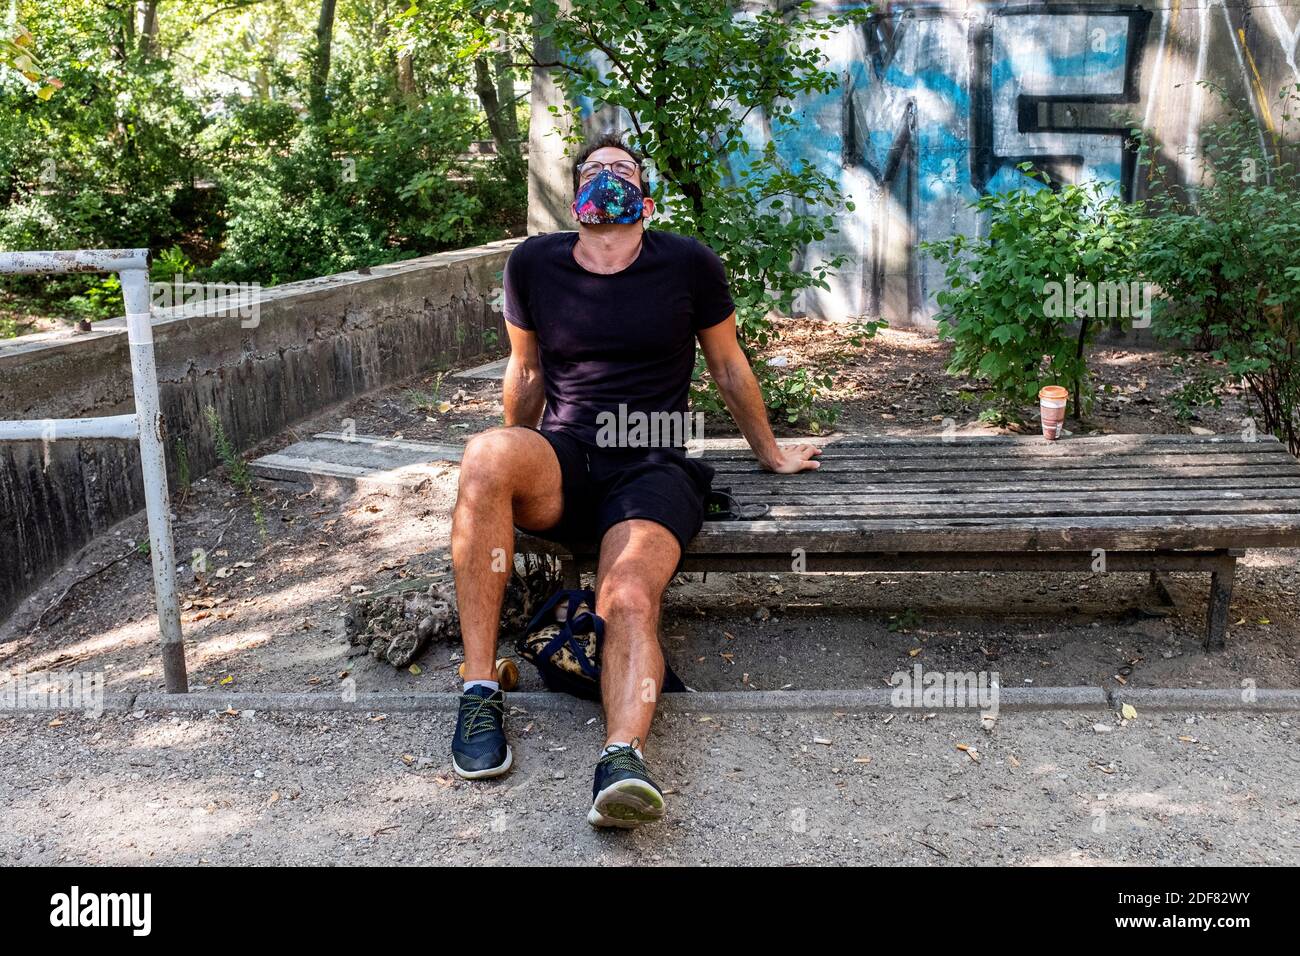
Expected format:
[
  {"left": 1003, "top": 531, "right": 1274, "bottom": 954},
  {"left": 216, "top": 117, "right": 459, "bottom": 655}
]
[
  {"left": 594, "top": 519, "right": 682, "bottom": 747},
  {"left": 452, "top": 427, "right": 564, "bottom": 682}
]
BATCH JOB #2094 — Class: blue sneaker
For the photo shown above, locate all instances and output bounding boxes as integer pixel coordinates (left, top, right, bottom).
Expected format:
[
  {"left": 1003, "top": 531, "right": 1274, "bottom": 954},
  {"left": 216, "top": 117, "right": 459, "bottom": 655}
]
[
  {"left": 587, "top": 739, "right": 665, "bottom": 828},
  {"left": 451, "top": 685, "right": 512, "bottom": 780}
]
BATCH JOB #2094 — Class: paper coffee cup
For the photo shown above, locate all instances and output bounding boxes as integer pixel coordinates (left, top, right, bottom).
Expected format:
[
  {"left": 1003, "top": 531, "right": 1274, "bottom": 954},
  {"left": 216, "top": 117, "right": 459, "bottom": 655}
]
[{"left": 1039, "top": 385, "right": 1069, "bottom": 440}]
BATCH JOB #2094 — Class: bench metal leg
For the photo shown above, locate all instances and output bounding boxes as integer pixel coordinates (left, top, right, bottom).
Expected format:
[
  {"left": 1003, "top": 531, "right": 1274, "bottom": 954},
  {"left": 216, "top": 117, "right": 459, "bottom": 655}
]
[
  {"left": 1147, "top": 570, "right": 1175, "bottom": 607},
  {"left": 1204, "top": 555, "right": 1237, "bottom": 651}
]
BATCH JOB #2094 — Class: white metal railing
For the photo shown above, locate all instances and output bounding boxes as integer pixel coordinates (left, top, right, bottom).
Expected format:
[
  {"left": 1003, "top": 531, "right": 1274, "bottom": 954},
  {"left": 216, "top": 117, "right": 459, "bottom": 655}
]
[{"left": 0, "top": 249, "right": 188, "bottom": 692}]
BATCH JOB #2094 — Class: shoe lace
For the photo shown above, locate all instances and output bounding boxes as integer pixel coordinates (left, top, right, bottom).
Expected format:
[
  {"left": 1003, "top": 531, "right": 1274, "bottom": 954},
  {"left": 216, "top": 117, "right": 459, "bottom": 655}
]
[
  {"left": 459, "top": 691, "right": 503, "bottom": 741},
  {"left": 597, "top": 737, "right": 645, "bottom": 774}
]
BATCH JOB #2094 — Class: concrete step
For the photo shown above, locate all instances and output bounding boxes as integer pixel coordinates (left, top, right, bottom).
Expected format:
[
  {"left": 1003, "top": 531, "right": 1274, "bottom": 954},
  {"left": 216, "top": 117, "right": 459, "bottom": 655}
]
[
  {"left": 452, "top": 357, "right": 507, "bottom": 380},
  {"left": 251, "top": 432, "right": 463, "bottom": 494}
]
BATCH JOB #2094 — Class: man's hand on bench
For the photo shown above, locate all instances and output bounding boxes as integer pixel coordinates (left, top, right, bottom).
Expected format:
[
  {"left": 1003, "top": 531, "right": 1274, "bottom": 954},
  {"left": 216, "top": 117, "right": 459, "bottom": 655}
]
[
  {"left": 696, "top": 317, "right": 822, "bottom": 477},
  {"left": 761, "top": 443, "right": 822, "bottom": 474}
]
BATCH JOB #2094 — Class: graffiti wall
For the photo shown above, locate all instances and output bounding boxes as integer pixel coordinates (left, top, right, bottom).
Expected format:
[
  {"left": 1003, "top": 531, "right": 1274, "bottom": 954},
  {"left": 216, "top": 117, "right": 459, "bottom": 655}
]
[{"left": 530, "top": 0, "right": 1300, "bottom": 327}]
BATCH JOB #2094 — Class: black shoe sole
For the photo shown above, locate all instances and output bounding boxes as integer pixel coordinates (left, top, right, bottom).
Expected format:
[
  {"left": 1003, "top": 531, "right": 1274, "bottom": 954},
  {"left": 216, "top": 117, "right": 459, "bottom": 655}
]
[
  {"left": 587, "top": 778, "right": 665, "bottom": 828},
  {"left": 452, "top": 745, "right": 513, "bottom": 780}
]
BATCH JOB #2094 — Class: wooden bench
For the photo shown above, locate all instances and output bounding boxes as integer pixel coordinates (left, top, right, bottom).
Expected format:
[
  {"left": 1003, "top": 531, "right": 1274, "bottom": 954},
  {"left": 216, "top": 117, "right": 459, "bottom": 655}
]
[{"left": 516, "top": 434, "right": 1300, "bottom": 649}]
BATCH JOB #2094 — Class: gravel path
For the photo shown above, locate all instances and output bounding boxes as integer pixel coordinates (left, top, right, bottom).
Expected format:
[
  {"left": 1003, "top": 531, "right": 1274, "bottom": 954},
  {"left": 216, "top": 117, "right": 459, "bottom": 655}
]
[{"left": 2, "top": 706, "right": 1296, "bottom": 866}]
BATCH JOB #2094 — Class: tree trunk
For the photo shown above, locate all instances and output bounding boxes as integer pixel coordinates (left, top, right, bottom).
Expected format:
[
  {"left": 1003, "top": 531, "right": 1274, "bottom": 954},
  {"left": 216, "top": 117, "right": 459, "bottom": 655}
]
[
  {"left": 308, "top": 0, "right": 338, "bottom": 122},
  {"left": 121, "top": 0, "right": 135, "bottom": 59},
  {"left": 397, "top": 53, "right": 416, "bottom": 98},
  {"left": 474, "top": 55, "right": 522, "bottom": 168},
  {"left": 1073, "top": 317, "right": 1090, "bottom": 421},
  {"left": 138, "top": 1, "right": 159, "bottom": 57},
  {"left": 494, "top": 46, "right": 519, "bottom": 152}
]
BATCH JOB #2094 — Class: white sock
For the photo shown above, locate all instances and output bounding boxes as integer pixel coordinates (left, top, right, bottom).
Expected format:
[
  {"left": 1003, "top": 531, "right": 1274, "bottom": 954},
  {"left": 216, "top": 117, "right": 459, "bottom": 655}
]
[
  {"left": 464, "top": 680, "right": 500, "bottom": 693},
  {"left": 605, "top": 740, "right": 643, "bottom": 760}
]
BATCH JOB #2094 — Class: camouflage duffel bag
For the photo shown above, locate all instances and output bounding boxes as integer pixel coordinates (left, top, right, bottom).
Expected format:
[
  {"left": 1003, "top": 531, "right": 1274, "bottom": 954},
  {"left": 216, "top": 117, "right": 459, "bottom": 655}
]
[{"left": 516, "top": 588, "right": 688, "bottom": 700}]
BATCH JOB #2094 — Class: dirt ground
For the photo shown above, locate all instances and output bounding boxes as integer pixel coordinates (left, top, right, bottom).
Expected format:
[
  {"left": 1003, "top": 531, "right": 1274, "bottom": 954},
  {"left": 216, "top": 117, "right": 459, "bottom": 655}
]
[
  {"left": 2, "top": 707, "right": 1296, "bottom": 865},
  {"left": 2, "top": 322, "right": 1295, "bottom": 699}
]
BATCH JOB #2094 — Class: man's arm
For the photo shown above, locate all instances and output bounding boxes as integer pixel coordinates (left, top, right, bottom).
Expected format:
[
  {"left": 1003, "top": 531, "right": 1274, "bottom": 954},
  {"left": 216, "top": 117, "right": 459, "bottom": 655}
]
[
  {"left": 503, "top": 322, "right": 545, "bottom": 427},
  {"left": 697, "top": 313, "right": 820, "bottom": 474}
]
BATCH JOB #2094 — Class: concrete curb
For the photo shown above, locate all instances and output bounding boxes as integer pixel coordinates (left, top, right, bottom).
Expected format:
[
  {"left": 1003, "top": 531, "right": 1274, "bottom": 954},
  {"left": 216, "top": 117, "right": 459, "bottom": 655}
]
[
  {"left": 126, "top": 688, "right": 1047, "bottom": 714},
  {"left": 0, "top": 693, "right": 138, "bottom": 716},
  {"left": 1110, "top": 688, "right": 1300, "bottom": 711},
  {"left": 122, "top": 686, "right": 1279, "bottom": 712},
  {"left": 4, "top": 686, "right": 1298, "bottom": 717}
]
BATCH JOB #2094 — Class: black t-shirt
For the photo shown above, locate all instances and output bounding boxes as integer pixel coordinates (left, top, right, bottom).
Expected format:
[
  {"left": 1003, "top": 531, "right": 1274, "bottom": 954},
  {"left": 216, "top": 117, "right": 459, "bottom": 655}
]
[{"left": 502, "top": 229, "right": 736, "bottom": 446}]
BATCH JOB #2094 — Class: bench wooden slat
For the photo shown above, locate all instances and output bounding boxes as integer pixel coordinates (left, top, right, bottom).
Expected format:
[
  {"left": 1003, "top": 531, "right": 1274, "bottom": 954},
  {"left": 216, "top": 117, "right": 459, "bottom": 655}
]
[
  {"left": 763, "top": 498, "right": 1300, "bottom": 519},
  {"left": 708, "top": 451, "right": 1297, "bottom": 475},
  {"left": 696, "top": 514, "right": 1300, "bottom": 553},
  {"left": 700, "top": 441, "right": 1286, "bottom": 462},
  {"left": 729, "top": 464, "right": 1300, "bottom": 487},
  {"left": 727, "top": 476, "right": 1300, "bottom": 495},
  {"left": 693, "top": 433, "right": 1282, "bottom": 455},
  {"left": 736, "top": 487, "right": 1300, "bottom": 506}
]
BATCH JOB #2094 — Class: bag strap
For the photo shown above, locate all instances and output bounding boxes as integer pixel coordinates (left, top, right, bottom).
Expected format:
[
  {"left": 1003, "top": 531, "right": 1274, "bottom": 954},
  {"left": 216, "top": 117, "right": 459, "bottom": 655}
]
[
  {"left": 538, "top": 606, "right": 604, "bottom": 681},
  {"left": 523, "top": 587, "right": 593, "bottom": 637},
  {"left": 564, "top": 589, "right": 593, "bottom": 624}
]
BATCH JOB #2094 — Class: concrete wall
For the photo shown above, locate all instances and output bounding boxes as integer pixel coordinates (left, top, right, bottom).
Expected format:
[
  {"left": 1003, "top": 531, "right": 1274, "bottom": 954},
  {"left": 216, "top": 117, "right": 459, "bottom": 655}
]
[
  {"left": 530, "top": 0, "right": 1300, "bottom": 326},
  {"left": 0, "top": 239, "right": 519, "bottom": 621}
]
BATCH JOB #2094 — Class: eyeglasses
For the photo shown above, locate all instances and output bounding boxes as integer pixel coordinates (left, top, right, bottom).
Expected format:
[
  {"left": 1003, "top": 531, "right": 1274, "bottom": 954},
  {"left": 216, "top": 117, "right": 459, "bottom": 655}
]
[{"left": 576, "top": 159, "right": 642, "bottom": 185}]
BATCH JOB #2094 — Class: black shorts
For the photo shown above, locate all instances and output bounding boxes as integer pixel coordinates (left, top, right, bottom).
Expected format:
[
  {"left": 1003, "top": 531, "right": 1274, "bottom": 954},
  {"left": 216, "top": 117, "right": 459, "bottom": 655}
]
[{"left": 514, "top": 426, "right": 715, "bottom": 553}]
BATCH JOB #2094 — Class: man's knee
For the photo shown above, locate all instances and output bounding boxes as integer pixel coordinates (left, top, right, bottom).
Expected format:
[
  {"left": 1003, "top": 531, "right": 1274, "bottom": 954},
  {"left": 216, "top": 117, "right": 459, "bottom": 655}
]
[
  {"left": 599, "top": 576, "right": 660, "bottom": 630},
  {"left": 459, "top": 428, "right": 521, "bottom": 497}
]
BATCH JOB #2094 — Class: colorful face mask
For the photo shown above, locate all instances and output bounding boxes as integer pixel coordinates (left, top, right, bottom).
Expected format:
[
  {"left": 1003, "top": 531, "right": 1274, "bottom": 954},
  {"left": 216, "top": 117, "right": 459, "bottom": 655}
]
[{"left": 574, "top": 168, "right": 645, "bottom": 224}]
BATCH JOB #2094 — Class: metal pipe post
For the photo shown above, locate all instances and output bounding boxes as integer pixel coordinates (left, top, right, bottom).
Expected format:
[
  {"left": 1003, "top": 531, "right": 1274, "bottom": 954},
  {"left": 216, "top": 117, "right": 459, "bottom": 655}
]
[{"left": 119, "top": 266, "right": 188, "bottom": 692}]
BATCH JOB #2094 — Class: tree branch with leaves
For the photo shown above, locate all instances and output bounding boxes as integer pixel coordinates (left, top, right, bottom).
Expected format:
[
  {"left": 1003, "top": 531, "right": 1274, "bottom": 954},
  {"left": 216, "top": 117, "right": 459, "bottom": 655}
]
[{"left": 476, "top": 0, "right": 872, "bottom": 430}]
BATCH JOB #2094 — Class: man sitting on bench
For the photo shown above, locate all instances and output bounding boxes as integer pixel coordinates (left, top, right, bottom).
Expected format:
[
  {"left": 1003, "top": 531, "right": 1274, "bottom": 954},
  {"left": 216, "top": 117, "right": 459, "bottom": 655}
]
[{"left": 449, "top": 132, "right": 820, "bottom": 828}]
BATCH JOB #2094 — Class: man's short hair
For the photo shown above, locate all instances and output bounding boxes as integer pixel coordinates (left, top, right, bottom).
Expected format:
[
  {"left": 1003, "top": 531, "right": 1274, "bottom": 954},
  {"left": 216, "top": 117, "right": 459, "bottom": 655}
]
[{"left": 572, "top": 131, "right": 651, "bottom": 195}]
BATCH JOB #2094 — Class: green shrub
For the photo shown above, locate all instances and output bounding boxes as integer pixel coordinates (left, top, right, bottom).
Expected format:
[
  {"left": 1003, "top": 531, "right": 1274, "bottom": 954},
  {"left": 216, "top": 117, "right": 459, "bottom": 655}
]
[
  {"left": 209, "top": 92, "right": 523, "bottom": 285},
  {"left": 1134, "top": 83, "right": 1300, "bottom": 453},
  {"left": 924, "top": 165, "right": 1144, "bottom": 421},
  {"left": 208, "top": 137, "right": 395, "bottom": 286}
]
